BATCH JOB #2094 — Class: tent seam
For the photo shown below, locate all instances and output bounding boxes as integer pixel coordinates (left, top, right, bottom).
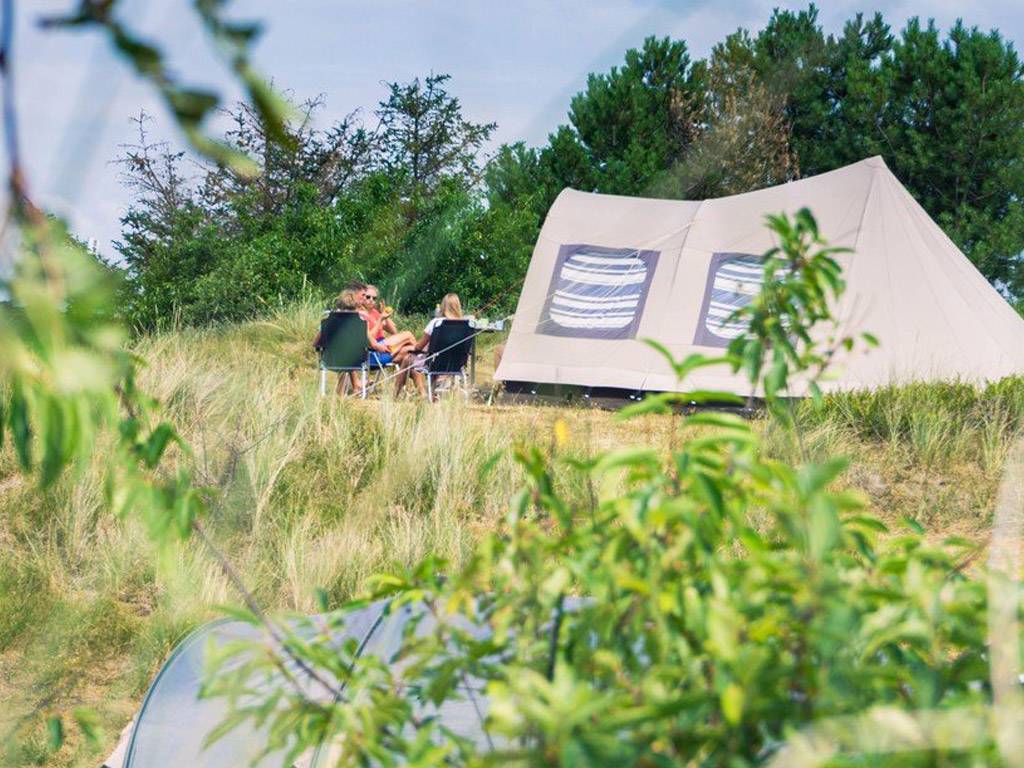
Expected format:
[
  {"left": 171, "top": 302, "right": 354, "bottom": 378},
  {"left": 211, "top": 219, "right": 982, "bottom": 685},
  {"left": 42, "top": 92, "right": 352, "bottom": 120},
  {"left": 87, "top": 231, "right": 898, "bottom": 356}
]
[
  {"left": 639, "top": 199, "right": 706, "bottom": 392},
  {"left": 308, "top": 606, "right": 391, "bottom": 765}
]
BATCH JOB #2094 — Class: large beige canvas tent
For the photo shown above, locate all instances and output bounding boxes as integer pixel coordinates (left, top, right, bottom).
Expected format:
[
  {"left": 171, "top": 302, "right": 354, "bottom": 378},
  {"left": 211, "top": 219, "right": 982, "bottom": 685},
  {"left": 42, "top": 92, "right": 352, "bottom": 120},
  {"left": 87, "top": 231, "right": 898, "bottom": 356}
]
[{"left": 494, "top": 156, "right": 1024, "bottom": 397}]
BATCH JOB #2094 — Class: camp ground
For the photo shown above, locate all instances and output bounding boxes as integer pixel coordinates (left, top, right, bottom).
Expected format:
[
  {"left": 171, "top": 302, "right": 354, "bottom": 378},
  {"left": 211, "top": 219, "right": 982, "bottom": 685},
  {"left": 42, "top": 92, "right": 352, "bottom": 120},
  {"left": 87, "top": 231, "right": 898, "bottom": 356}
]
[
  {"left": 12, "top": 4, "right": 1024, "bottom": 766},
  {"left": 496, "top": 156, "right": 1024, "bottom": 397},
  {"left": 99, "top": 156, "right": 1024, "bottom": 767}
]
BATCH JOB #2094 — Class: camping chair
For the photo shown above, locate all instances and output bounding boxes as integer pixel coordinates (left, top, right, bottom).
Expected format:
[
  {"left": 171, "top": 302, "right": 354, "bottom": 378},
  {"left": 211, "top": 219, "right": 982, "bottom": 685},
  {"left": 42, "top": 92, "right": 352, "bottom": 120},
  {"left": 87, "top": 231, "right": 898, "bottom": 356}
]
[
  {"left": 365, "top": 348, "right": 400, "bottom": 394},
  {"left": 423, "top": 319, "right": 475, "bottom": 402},
  {"left": 316, "top": 311, "right": 369, "bottom": 398}
]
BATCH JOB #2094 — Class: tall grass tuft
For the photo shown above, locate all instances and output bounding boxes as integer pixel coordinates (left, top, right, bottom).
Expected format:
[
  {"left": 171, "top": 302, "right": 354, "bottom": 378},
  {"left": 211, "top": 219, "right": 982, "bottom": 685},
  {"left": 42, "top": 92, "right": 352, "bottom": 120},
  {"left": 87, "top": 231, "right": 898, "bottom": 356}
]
[{"left": 795, "top": 378, "right": 1024, "bottom": 468}]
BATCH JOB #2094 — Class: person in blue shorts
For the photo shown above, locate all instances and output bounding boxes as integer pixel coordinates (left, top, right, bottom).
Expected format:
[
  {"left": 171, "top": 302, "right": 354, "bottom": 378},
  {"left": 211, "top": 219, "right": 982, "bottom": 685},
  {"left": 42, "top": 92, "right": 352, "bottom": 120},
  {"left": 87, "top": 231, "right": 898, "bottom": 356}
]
[{"left": 327, "top": 288, "right": 412, "bottom": 396}]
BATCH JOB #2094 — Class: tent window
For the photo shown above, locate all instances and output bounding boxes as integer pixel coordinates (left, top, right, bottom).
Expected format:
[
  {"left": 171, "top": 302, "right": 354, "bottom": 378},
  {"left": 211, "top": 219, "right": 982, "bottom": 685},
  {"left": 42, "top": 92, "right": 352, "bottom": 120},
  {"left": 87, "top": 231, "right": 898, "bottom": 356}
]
[
  {"left": 539, "top": 243, "right": 659, "bottom": 340},
  {"left": 693, "top": 253, "right": 767, "bottom": 348}
]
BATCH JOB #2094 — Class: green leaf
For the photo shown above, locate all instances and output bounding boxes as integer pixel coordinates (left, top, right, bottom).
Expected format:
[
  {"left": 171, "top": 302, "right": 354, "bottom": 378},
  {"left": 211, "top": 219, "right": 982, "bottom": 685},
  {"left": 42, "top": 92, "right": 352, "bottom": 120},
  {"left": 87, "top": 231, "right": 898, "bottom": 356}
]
[
  {"left": 695, "top": 472, "right": 725, "bottom": 517},
  {"left": 10, "top": 392, "right": 32, "bottom": 471},
  {"left": 478, "top": 450, "right": 504, "bottom": 480},
  {"left": 845, "top": 515, "right": 889, "bottom": 533},
  {"left": 73, "top": 707, "right": 102, "bottom": 745},
  {"left": 685, "top": 411, "right": 751, "bottom": 432},
  {"left": 640, "top": 339, "right": 724, "bottom": 382},
  {"left": 902, "top": 515, "right": 925, "bottom": 534},
  {"left": 808, "top": 380, "right": 823, "bottom": 406},
  {"left": 41, "top": 396, "right": 69, "bottom": 488},
  {"left": 706, "top": 601, "right": 738, "bottom": 661},
  {"left": 641, "top": 338, "right": 677, "bottom": 370},
  {"left": 685, "top": 390, "right": 745, "bottom": 405},
  {"left": 741, "top": 339, "right": 764, "bottom": 382},
  {"left": 617, "top": 392, "right": 679, "bottom": 419},
  {"left": 47, "top": 716, "right": 64, "bottom": 751},
  {"left": 141, "top": 423, "right": 177, "bottom": 468},
  {"left": 721, "top": 683, "right": 745, "bottom": 725},
  {"left": 808, "top": 497, "right": 841, "bottom": 559},
  {"left": 166, "top": 87, "right": 220, "bottom": 123},
  {"left": 215, "top": 603, "right": 261, "bottom": 625},
  {"left": 110, "top": 27, "right": 162, "bottom": 75},
  {"left": 592, "top": 448, "right": 659, "bottom": 476},
  {"left": 240, "top": 69, "right": 294, "bottom": 146},
  {"left": 765, "top": 358, "right": 788, "bottom": 397},
  {"left": 314, "top": 587, "right": 330, "bottom": 612},
  {"left": 224, "top": 21, "right": 262, "bottom": 46},
  {"left": 798, "top": 457, "right": 849, "bottom": 494}
]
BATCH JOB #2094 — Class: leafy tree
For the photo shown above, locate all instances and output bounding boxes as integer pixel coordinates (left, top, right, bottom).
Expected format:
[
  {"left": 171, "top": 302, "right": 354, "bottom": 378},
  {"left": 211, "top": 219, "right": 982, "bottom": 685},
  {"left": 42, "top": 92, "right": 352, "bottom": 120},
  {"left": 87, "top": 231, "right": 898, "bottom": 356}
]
[
  {"left": 878, "top": 19, "right": 1024, "bottom": 295},
  {"left": 650, "top": 30, "right": 797, "bottom": 200},
  {"left": 113, "top": 77, "right": 518, "bottom": 325},
  {"left": 750, "top": 7, "right": 1024, "bottom": 295},
  {"left": 384, "top": 181, "right": 537, "bottom": 314},
  {"left": 201, "top": 94, "right": 378, "bottom": 224},
  {"left": 484, "top": 142, "right": 552, "bottom": 226},
  {"left": 376, "top": 73, "right": 496, "bottom": 207},
  {"left": 112, "top": 118, "right": 216, "bottom": 328},
  {"left": 751, "top": 6, "right": 831, "bottom": 174},
  {"left": 538, "top": 125, "right": 598, "bottom": 200},
  {"left": 566, "top": 36, "right": 705, "bottom": 196},
  {"left": 751, "top": 8, "right": 892, "bottom": 177}
]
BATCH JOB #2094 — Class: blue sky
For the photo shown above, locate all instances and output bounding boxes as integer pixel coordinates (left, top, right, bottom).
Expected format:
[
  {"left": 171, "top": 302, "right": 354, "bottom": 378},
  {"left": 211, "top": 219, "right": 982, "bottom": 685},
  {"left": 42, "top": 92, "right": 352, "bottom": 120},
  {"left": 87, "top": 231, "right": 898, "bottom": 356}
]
[{"left": 13, "top": 0, "right": 1024, "bottom": 257}]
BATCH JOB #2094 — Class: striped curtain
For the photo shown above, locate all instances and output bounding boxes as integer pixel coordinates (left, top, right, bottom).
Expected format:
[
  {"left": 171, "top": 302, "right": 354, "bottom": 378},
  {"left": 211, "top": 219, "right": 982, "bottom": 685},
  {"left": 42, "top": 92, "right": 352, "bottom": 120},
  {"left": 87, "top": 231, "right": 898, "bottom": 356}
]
[{"left": 540, "top": 244, "right": 659, "bottom": 340}]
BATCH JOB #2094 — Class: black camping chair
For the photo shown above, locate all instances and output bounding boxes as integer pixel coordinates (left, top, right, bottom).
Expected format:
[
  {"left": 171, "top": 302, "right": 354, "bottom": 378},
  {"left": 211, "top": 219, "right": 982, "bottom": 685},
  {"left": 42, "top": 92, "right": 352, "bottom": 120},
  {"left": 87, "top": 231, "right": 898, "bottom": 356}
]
[
  {"left": 316, "top": 311, "right": 369, "bottom": 398},
  {"left": 423, "top": 319, "right": 475, "bottom": 402}
]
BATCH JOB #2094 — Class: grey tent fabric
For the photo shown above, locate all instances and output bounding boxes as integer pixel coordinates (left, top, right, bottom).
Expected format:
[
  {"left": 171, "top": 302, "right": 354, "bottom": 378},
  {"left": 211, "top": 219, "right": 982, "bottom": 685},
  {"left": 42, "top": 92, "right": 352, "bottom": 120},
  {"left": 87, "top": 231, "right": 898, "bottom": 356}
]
[
  {"left": 105, "top": 599, "right": 509, "bottom": 768},
  {"left": 115, "top": 602, "right": 388, "bottom": 768},
  {"left": 494, "top": 157, "right": 1024, "bottom": 396},
  {"left": 307, "top": 601, "right": 498, "bottom": 765}
]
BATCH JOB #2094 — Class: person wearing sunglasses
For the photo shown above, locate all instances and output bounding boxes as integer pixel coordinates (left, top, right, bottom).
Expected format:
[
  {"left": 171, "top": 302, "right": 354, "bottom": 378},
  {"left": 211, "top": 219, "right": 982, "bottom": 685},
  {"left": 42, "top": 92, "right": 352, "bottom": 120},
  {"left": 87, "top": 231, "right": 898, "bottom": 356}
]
[
  {"left": 317, "top": 287, "right": 413, "bottom": 396},
  {"left": 361, "top": 285, "right": 416, "bottom": 359}
]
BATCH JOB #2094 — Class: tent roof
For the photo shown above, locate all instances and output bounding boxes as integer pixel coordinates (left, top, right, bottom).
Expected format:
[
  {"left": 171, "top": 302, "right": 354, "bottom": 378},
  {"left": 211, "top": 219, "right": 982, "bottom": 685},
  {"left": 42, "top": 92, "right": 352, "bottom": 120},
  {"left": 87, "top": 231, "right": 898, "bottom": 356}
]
[{"left": 494, "top": 157, "right": 1024, "bottom": 396}]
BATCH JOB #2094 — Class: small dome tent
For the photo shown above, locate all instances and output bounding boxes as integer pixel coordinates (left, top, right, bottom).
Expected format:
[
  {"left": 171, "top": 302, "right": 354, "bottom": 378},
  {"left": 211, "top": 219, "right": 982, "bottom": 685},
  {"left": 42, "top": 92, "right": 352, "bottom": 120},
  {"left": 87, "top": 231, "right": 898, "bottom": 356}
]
[
  {"left": 494, "top": 157, "right": 1024, "bottom": 396},
  {"left": 103, "top": 600, "right": 499, "bottom": 768}
]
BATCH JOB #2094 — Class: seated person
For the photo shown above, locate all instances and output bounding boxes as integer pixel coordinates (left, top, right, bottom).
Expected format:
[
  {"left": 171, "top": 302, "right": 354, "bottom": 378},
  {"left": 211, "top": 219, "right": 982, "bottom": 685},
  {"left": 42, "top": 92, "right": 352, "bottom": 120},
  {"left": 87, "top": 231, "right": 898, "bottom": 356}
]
[
  {"left": 323, "top": 288, "right": 413, "bottom": 396},
  {"left": 311, "top": 292, "right": 351, "bottom": 352},
  {"left": 394, "top": 292, "right": 465, "bottom": 398},
  {"left": 360, "top": 284, "right": 416, "bottom": 360}
]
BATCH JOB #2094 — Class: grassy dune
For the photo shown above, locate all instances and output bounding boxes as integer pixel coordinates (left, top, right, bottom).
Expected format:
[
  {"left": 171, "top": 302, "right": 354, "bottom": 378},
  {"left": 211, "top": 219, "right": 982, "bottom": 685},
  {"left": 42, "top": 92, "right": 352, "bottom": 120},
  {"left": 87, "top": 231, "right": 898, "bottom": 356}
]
[{"left": 2, "top": 301, "right": 1024, "bottom": 766}]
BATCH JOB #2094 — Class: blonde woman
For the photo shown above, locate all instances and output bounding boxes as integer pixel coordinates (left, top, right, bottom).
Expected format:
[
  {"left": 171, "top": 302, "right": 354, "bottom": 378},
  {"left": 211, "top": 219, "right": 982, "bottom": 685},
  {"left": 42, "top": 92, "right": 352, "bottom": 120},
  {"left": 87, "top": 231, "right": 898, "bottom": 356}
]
[{"left": 394, "top": 293, "right": 465, "bottom": 398}]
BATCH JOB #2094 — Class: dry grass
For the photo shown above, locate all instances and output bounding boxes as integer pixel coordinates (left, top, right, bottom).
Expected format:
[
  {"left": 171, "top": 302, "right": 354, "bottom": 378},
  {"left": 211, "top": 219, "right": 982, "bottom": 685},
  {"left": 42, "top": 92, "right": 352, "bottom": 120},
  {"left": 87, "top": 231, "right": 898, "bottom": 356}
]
[{"left": 1, "top": 301, "right": 1021, "bottom": 766}]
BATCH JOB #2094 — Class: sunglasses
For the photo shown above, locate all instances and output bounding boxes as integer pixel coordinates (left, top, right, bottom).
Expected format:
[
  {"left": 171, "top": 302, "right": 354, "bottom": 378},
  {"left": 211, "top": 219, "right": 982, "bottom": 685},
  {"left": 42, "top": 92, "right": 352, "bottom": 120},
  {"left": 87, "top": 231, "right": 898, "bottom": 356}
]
[{"left": 364, "top": 294, "right": 378, "bottom": 301}]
